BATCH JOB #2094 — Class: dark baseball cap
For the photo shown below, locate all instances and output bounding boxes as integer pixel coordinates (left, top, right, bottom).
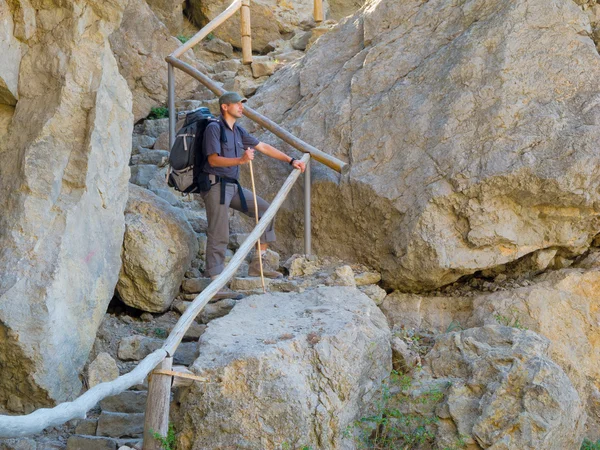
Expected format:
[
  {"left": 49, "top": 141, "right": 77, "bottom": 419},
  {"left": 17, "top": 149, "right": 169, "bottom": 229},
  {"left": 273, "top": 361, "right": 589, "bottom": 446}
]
[{"left": 219, "top": 92, "right": 247, "bottom": 106}]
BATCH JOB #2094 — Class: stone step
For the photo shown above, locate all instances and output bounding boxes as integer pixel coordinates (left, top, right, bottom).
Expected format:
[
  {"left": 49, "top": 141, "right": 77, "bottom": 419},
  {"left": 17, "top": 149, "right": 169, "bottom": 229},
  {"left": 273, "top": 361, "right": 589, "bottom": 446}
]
[
  {"left": 66, "top": 435, "right": 142, "bottom": 450},
  {"left": 100, "top": 391, "right": 148, "bottom": 414},
  {"left": 96, "top": 412, "right": 145, "bottom": 438}
]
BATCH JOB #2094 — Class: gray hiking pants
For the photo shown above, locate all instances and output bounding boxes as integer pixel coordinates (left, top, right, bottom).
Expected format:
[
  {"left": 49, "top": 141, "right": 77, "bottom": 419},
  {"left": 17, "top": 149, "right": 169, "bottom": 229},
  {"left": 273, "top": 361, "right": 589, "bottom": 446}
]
[{"left": 201, "top": 181, "right": 276, "bottom": 277}]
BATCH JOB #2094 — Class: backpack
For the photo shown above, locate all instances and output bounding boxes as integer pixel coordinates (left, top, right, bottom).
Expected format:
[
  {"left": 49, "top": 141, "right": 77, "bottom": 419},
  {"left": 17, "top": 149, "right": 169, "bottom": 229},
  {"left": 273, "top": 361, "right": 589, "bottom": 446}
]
[{"left": 166, "top": 107, "right": 222, "bottom": 194}]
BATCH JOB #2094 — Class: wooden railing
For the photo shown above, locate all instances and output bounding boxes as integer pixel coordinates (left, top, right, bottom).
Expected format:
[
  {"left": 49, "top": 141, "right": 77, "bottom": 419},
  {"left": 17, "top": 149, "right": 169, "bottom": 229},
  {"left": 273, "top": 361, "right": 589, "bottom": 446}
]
[{"left": 0, "top": 0, "right": 346, "bottom": 447}]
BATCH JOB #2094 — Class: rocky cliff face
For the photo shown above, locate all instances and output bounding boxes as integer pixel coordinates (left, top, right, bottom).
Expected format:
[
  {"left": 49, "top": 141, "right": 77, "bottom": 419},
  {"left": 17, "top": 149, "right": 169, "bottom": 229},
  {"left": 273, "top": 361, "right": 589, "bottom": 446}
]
[
  {"left": 247, "top": 0, "right": 600, "bottom": 292},
  {"left": 0, "top": 0, "right": 132, "bottom": 411}
]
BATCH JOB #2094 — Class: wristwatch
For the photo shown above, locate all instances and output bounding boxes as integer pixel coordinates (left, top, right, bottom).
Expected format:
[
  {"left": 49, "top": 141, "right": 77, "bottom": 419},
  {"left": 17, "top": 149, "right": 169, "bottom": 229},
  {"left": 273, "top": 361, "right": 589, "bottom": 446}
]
[{"left": 289, "top": 157, "right": 296, "bottom": 166}]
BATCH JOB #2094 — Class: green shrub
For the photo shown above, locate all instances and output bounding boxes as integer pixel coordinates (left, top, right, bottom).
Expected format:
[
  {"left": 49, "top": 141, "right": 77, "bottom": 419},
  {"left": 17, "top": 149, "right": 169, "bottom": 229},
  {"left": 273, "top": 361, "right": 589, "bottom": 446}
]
[
  {"left": 344, "top": 371, "right": 464, "bottom": 450},
  {"left": 177, "top": 35, "right": 190, "bottom": 43},
  {"left": 582, "top": 439, "right": 600, "bottom": 450},
  {"left": 151, "top": 423, "right": 177, "bottom": 450},
  {"left": 148, "top": 106, "right": 169, "bottom": 120}
]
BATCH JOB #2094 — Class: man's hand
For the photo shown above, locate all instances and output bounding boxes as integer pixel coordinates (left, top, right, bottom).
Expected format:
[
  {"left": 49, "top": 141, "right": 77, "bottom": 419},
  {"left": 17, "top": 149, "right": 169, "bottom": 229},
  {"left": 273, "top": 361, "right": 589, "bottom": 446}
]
[
  {"left": 240, "top": 148, "right": 255, "bottom": 164},
  {"left": 292, "top": 159, "right": 306, "bottom": 173}
]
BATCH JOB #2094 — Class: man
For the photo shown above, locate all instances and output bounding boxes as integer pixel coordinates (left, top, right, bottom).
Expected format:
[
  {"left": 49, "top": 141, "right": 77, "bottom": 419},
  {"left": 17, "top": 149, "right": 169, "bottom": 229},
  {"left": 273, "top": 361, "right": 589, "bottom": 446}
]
[{"left": 201, "top": 92, "right": 306, "bottom": 297}]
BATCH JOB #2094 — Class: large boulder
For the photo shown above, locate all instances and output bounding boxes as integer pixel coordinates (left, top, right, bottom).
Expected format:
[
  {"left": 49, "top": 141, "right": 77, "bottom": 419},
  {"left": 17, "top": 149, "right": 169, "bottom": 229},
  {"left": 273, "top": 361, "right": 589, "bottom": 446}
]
[
  {"left": 0, "top": 0, "right": 132, "bottom": 411},
  {"left": 117, "top": 185, "right": 198, "bottom": 313},
  {"left": 109, "top": 0, "right": 202, "bottom": 121},
  {"left": 423, "top": 326, "right": 585, "bottom": 449},
  {"left": 145, "top": 0, "right": 185, "bottom": 35},
  {"left": 380, "top": 262, "right": 600, "bottom": 438},
  {"left": 174, "top": 287, "right": 391, "bottom": 449},
  {"left": 246, "top": 0, "right": 600, "bottom": 291},
  {"left": 186, "top": 0, "right": 328, "bottom": 52}
]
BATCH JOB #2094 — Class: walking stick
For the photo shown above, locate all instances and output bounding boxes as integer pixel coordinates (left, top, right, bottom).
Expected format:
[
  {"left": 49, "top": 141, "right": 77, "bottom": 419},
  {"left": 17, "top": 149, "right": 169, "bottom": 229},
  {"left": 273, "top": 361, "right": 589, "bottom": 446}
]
[{"left": 248, "top": 160, "right": 266, "bottom": 293}]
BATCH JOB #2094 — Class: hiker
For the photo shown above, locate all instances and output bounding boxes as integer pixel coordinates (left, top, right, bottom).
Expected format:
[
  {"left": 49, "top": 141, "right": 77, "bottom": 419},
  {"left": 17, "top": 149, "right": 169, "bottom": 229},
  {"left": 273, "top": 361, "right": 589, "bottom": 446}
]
[{"left": 201, "top": 91, "right": 306, "bottom": 297}]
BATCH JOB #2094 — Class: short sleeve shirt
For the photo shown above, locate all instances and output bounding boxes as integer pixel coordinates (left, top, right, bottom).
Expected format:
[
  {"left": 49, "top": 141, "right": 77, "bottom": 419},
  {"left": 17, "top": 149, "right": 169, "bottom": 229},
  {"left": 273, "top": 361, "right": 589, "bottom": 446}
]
[{"left": 203, "top": 117, "right": 260, "bottom": 180}]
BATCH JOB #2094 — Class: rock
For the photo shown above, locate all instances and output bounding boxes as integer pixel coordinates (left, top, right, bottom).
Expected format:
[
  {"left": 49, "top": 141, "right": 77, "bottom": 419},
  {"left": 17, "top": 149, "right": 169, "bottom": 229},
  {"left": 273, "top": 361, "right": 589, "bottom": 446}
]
[
  {"left": 198, "top": 298, "right": 237, "bottom": 324},
  {"left": 228, "top": 233, "right": 249, "bottom": 250},
  {"left": 172, "top": 300, "right": 192, "bottom": 315},
  {"left": 0, "top": 0, "right": 133, "bottom": 410},
  {"left": 129, "top": 165, "right": 161, "bottom": 188},
  {"left": 100, "top": 391, "right": 148, "bottom": 414},
  {"left": 423, "top": 326, "right": 585, "bottom": 449},
  {"left": 284, "top": 254, "right": 320, "bottom": 277},
  {"left": 117, "top": 185, "right": 198, "bottom": 313},
  {"left": 66, "top": 436, "right": 116, "bottom": 450},
  {"left": 131, "top": 135, "right": 156, "bottom": 151},
  {"left": 391, "top": 337, "right": 420, "bottom": 372},
  {"left": 140, "top": 312, "right": 153, "bottom": 322},
  {"left": 87, "top": 353, "right": 120, "bottom": 388},
  {"left": 328, "top": 0, "right": 365, "bottom": 20},
  {"left": 358, "top": 284, "right": 386, "bottom": 305},
  {"left": 185, "top": 267, "right": 202, "bottom": 279},
  {"left": 74, "top": 419, "right": 98, "bottom": 435},
  {"left": 251, "top": 57, "right": 278, "bottom": 78},
  {"left": 152, "top": 131, "right": 169, "bottom": 152},
  {"left": 109, "top": 0, "right": 201, "bottom": 121},
  {"left": 248, "top": 0, "right": 600, "bottom": 292},
  {"left": 130, "top": 149, "right": 169, "bottom": 166},
  {"left": 187, "top": 0, "right": 325, "bottom": 52},
  {"left": 229, "top": 277, "right": 272, "bottom": 291},
  {"left": 381, "top": 266, "right": 600, "bottom": 438},
  {"left": 118, "top": 336, "right": 198, "bottom": 365},
  {"left": 531, "top": 248, "right": 559, "bottom": 271},
  {"left": 204, "top": 38, "right": 234, "bottom": 58},
  {"left": 167, "top": 322, "right": 206, "bottom": 341},
  {"left": 96, "top": 412, "right": 145, "bottom": 438},
  {"left": 0, "top": 1, "right": 21, "bottom": 106},
  {"left": 306, "top": 20, "right": 337, "bottom": 49},
  {"left": 175, "top": 287, "right": 391, "bottom": 449},
  {"left": 145, "top": 0, "right": 185, "bottom": 35},
  {"left": 0, "top": 438, "right": 36, "bottom": 450},
  {"left": 291, "top": 30, "right": 312, "bottom": 51},
  {"left": 354, "top": 270, "right": 381, "bottom": 286},
  {"left": 326, "top": 265, "right": 356, "bottom": 286},
  {"left": 214, "top": 59, "right": 242, "bottom": 73},
  {"left": 141, "top": 118, "right": 169, "bottom": 138},
  {"left": 181, "top": 277, "right": 212, "bottom": 294}
]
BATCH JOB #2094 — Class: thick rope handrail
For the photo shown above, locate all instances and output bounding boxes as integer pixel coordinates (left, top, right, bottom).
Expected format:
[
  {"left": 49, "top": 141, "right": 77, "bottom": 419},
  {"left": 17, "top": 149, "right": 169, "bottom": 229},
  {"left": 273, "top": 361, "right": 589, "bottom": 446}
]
[{"left": 0, "top": 153, "right": 310, "bottom": 438}]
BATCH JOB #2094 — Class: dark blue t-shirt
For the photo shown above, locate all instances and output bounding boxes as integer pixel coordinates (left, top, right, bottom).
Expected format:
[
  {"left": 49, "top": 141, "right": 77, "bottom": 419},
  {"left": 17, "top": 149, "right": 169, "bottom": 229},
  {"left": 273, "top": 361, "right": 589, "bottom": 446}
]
[{"left": 203, "top": 117, "right": 260, "bottom": 180}]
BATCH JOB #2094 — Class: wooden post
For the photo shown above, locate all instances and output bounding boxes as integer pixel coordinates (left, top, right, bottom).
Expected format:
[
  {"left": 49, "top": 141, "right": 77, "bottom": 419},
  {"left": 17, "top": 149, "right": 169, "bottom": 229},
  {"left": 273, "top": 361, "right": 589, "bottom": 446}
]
[
  {"left": 143, "top": 357, "right": 173, "bottom": 450},
  {"left": 241, "top": 0, "right": 252, "bottom": 64},
  {"left": 314, "top": 0, "right": 323, "bottom": 23}
]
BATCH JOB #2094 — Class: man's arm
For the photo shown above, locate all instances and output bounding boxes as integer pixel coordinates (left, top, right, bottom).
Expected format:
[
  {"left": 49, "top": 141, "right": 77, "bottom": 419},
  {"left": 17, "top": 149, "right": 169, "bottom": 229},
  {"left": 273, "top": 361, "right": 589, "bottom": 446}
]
[
  {"left": 255, "top": 142, "right": 306, "bottom": 173},
  {"left": 208, "top": 150, "right": 253, "bottom": 167}
]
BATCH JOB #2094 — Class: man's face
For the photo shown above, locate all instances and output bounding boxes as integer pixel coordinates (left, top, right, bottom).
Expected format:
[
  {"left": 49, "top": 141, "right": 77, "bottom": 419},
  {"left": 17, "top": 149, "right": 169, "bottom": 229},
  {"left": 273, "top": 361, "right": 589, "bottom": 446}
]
[{"left": 223, "top": 101, "right": 244, "bottom": 118}]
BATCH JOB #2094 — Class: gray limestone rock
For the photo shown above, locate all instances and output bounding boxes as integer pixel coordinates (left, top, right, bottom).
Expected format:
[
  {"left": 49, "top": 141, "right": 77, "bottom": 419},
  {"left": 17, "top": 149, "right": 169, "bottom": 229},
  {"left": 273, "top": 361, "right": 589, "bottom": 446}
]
[
  {"left": 87, "top": 353, "right": 120, "bottom": 388},
  {"left": 248, "top": 0, "right": 600, "bottom": 291},
  {"left": 117, "top": 185, "right": 198, "bottom": 313},
  {"left": 0, "top": 0, "right": 132, "bottom": 410},
  {"left": 66, "top": 436, "right": 116, "bottom": 450},
  {"left": 175, "top": 287, "right": 391, "bottom": 449},
  {"left": 100, "top": 391, "right": 148, "bottom": 414},
  {"left": 96, "top": 413, "right": 145, "bottom": 439}
]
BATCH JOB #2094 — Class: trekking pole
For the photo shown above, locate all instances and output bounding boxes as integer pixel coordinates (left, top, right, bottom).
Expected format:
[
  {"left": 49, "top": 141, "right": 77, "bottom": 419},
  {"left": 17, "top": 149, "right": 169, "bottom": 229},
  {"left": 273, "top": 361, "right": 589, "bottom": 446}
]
[{"left": 248, "top": 160, "right": 266, "bottom": 293}]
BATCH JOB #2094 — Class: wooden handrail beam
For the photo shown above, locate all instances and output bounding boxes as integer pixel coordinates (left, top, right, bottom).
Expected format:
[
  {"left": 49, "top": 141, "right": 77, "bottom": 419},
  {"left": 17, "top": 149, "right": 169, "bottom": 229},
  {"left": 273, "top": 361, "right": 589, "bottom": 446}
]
[
  {"left": 171, "top": 0, "right": 242, "bottom": 59},
  {"left": 0, "top": 349, "right": 167, "bottom": 438},
  {"left": 166, "top": 56, "right": 348, "bottom": 174}
]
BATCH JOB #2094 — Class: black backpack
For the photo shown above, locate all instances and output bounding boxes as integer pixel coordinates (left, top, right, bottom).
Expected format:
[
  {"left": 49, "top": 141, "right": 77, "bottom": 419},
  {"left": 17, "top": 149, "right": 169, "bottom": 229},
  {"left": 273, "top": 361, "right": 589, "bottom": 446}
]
[{"left": 166, "top": 107, "right": 222, "bottom": 194}]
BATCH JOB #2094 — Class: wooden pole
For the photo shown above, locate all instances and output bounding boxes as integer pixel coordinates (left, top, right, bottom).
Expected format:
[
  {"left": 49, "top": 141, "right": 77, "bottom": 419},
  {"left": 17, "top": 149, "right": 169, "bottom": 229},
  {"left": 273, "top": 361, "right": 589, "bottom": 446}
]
[
  {"left": 249, "top": 160, "right": 266, "bottom": 293},
  {"left": 314, "top": 0, "right": 323, "bottom": 23},
  {"left": 241, "top": 0, "right": 252, "bottom": 64},
  {"left": 165, "top": 56, "right": 348, "bottom": 175},
  {"left": 143, "top": 357, "right": 173, "bottom": 450}
]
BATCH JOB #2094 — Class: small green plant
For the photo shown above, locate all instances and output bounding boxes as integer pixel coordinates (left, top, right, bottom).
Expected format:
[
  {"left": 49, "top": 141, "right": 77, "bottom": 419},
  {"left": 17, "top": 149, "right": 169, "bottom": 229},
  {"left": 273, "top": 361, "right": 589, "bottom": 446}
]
[
  {"left": 206, "top": 32, "right": 215, "bottom": 41},
  {"left": 281, "top": 442, "right": 312, "bottom": 450},
  {"left": 177, "top": 34, "right": 190, "bottom": 43},
  {"left": 344, "top": 371, "right": 462, "bottom": 450},
  {"left": 154, "top": 327, "right": 168, "bottom": 338},
  {"left": 151, "top": 423, "right": 176, "bottom": 450},
  {"left": 445, "top": 320, "right": 464, "bottom": 333},
  {"left": 148, "top": 106, "right": 169, "bottom": 120},
  {"left": 494, "top": 308, "right": 527, "bottom": 330},
  {"left": 582, "top": 439, "right": 600, "bottom": 450}
]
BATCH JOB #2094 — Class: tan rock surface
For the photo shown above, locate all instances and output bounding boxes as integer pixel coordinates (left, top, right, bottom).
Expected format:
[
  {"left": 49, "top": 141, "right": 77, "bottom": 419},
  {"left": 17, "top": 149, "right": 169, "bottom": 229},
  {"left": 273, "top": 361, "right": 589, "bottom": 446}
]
[
  {"left": 0, "top": 0, "right": 21, "bottom": 105},
  {"left": 425, "top": 326, "right": 585, "bottom": 449},
  {"left": 247, "top": 0, "right": 600, "bottom": 292},
  {"left": 117, "top": 184, "right": 198, "bottom": 313},
  {"left": 175, "top": 287, "right": 391, "bottom": 450},
  {"left": 109, "top": 0, "right": 202, "bottom": 121},
  {"left": 381, "top": 263, "right": 600, "bottom": 438},
  {"left": 0, "top": 0, "right": 132, "bottom": 410}
]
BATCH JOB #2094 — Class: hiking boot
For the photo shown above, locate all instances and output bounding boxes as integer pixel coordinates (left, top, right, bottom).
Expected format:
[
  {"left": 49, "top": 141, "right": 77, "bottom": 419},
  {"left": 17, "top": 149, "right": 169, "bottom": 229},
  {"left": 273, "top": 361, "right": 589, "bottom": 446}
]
[
  {"left": 210, "top": 286, "right": 244, "bottom": 302},
  {"left": 248, "top": 252, "right": 283, "bottom": 279}
]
